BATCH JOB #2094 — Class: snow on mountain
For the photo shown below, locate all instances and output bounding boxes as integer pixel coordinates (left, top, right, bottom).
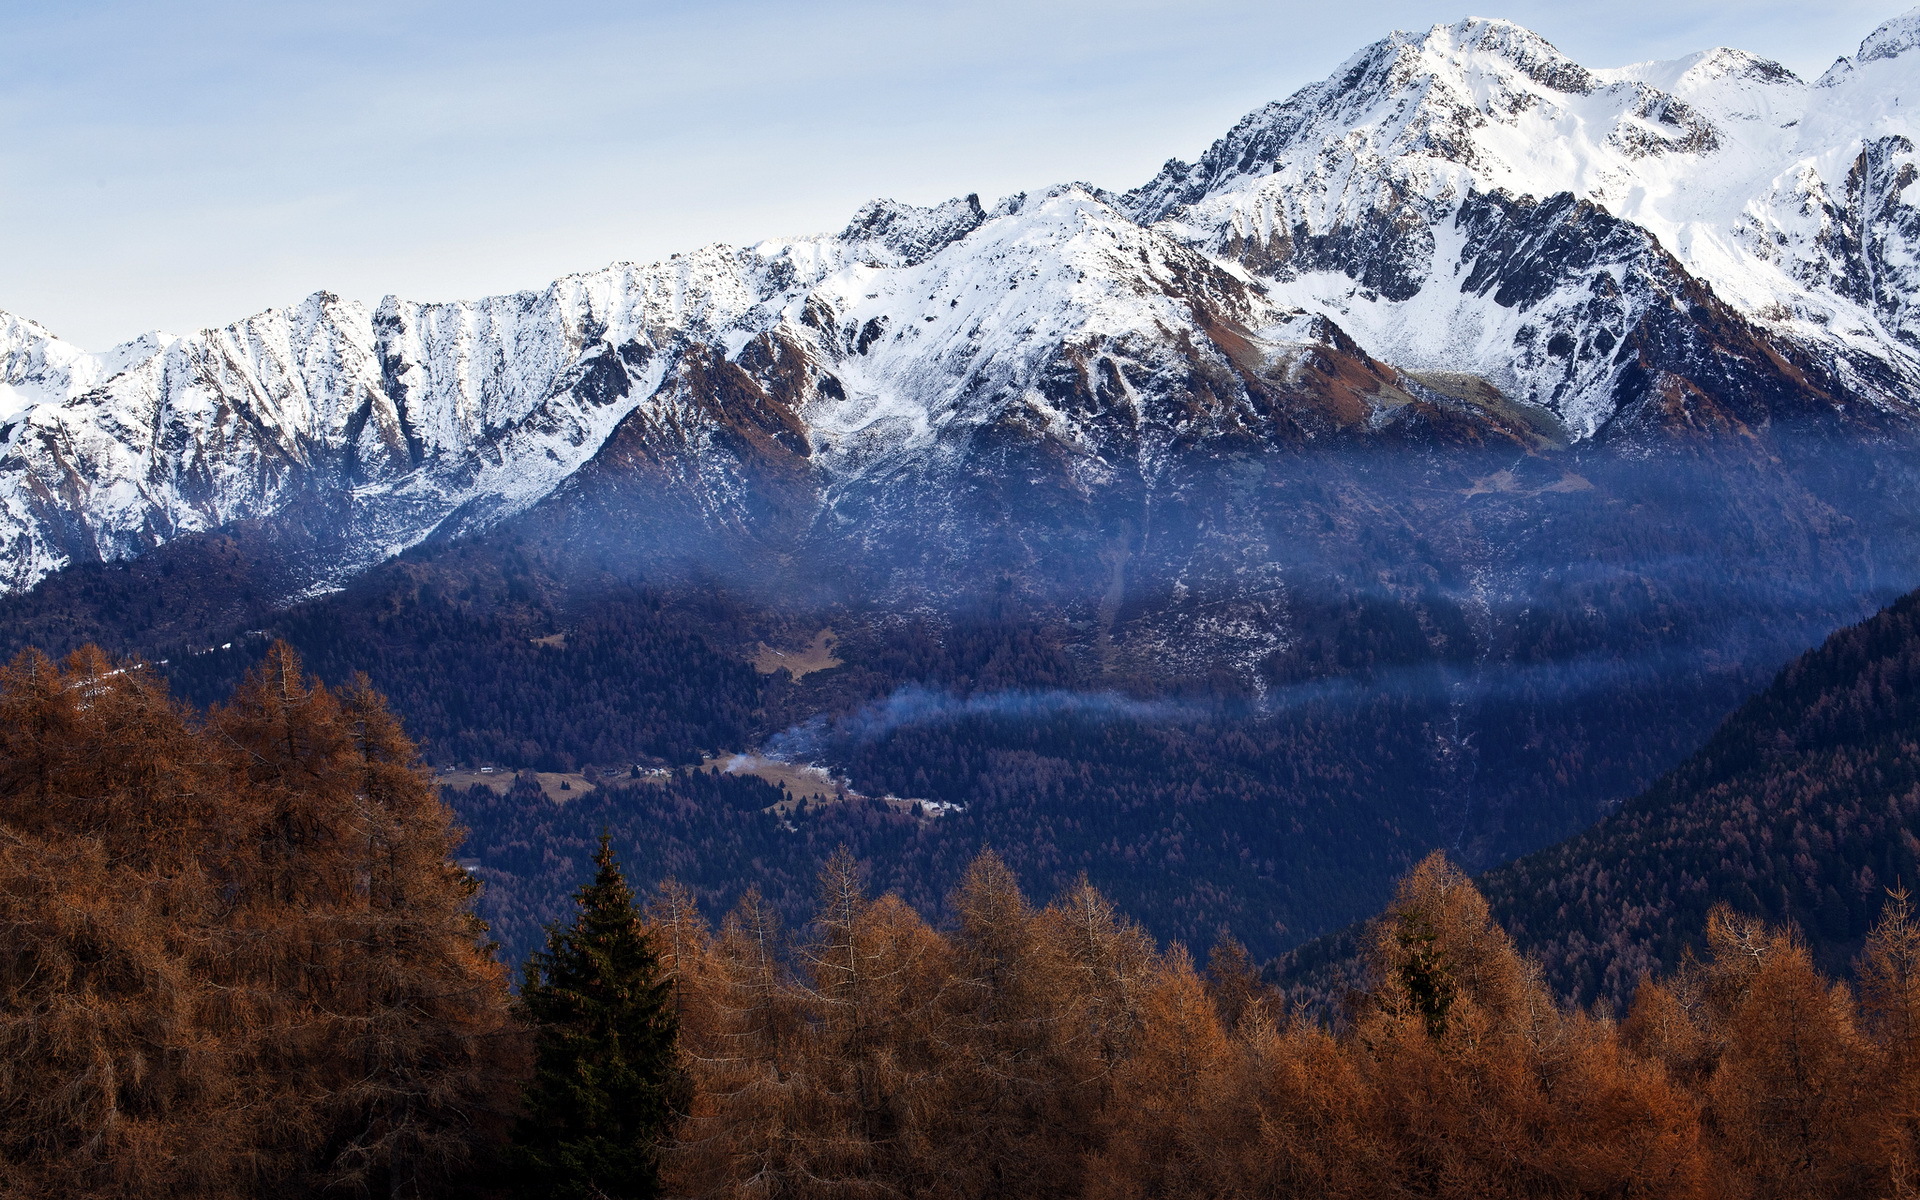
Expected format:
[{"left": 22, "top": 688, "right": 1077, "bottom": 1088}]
[
  {"left": 0, "top": 248, "right": 789, "bottom": 593},
  {"left": 1852, "top": 6, "right": 1920, "bottom": 66},
  {"left": 0, "top": 315, "right": 171, "bottom": 421},
  {"left": 1124, "top": 14, "right": 1920, "bottom": 434},
  {"left": 1, "top": 11, "right": 1917, "bottom": 598},
  {"left": 799, "top": 185, "right": 1296, "bottom": 478},
  {"left": 0, "top": 185, "right": 1418, "bottom": 598}
]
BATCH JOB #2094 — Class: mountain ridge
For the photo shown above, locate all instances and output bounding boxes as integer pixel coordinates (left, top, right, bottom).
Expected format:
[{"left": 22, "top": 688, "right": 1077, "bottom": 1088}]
[{"left": 2, "top": 11, "right": 1918, "bottom": 602}]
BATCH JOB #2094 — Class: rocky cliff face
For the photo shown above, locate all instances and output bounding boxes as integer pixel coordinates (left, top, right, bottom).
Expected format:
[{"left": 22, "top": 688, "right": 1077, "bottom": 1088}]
[{"left": 1, "top": 10, "right": 1918, "bottom": 609}]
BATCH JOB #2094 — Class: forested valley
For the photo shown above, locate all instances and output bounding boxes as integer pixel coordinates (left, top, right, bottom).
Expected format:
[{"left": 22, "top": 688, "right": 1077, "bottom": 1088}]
[
  {"left": 14, "top": 639, "right": 1920, "bottom": 1199},
  {"left": 2, "top": 516, "right": 1819, "bottom": 966}
]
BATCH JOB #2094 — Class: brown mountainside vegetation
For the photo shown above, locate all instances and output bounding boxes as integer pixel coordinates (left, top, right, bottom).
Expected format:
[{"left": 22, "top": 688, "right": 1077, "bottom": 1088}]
[{"left": 649, "top": 847, "right": 1920, "bottom": 1200}]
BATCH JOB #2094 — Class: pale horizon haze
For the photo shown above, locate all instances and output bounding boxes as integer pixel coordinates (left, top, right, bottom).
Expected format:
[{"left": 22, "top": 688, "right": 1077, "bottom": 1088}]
[{"left": 2, "top": 0, "right": 1910, "bottom": 350}]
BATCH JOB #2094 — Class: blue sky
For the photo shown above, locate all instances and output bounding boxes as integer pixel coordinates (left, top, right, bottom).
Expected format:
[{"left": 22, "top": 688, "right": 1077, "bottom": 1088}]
[{"left": 1, "top": 0, "right": 1907, "bottom": 349}]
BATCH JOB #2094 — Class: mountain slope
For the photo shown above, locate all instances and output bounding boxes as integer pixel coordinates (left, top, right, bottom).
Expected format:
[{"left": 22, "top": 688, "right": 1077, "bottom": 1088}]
[{"left": 1476, "top": 586, "right": 1920, "bottom": 1006}]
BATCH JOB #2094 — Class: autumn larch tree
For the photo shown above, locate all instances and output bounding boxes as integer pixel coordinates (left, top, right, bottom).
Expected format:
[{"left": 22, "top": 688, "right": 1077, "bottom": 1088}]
[
  {"left": 0, "top": 641, "right": 522, "bottom": 1200},
  {"left": 214, "top": 644, "right": 521, "bottom": 1198},
  {"left": 0, "top": 648, "right": 240, "bottom": 1199}
]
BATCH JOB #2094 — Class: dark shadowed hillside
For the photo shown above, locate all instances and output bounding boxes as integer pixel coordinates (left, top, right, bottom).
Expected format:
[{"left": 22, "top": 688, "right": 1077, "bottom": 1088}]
[
  {"left": 1281, "top": 585, "right": 1920, "bottom": 1010},
  {"left": 1476, "top": 588, "right": 1920, "bottom": 1006}
]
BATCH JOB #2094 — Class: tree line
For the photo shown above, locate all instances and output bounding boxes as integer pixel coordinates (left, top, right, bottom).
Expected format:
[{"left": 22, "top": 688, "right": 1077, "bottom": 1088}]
[
  {"left": 624, "top": 846, "right": 1920, "bottom": 1200},
  {"left": 15, "top": 640, "right": 1920, "bottom": 1199}
]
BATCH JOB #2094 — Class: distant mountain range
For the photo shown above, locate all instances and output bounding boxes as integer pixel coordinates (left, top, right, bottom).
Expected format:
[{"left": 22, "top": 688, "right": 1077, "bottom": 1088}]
[{"left": 3, "top": 10, "right": 1917, "bottom": 601}]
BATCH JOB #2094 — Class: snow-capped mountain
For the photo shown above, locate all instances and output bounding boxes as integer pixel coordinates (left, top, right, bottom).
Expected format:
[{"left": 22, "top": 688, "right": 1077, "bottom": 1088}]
[
  {"left": 2, "top": 9, "right": 1918, "bottom": 599},
  {"left": 1126, "top": 12, "right": 1920, "bottom": 435}
]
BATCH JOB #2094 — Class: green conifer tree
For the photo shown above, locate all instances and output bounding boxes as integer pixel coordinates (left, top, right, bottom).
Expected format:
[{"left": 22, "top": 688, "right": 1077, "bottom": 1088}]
[{"left": 510, "top": 834, "right": 686, "bottom": 1200}]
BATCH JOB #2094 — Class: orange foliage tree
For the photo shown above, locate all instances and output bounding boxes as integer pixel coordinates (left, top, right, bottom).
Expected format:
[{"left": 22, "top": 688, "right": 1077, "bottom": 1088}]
[
  {"left": 0, "top": 644, "right": 520, "bottom": 1200},
  {"left": 650, "top": 846, "right": 1920, "bottom": 1200}
]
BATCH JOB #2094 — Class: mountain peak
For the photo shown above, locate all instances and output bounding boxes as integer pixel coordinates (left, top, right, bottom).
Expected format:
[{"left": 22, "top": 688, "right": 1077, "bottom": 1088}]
[
  {"left": 1, "top": 311, "right": 95, "bottom": 420},
  {"left": 1121, "top": 15, "right": 1619, "bottom": 226},
  {"left": 1818, "top": 6, "right": 1920, "bottom": 84},
  {"left": 837, "top": 194, "right": 988, "bottom": 266},
  {"left": 1412, "top": 15, "right": 1593, "bottom": 92},
  {"left": 1859, "top": 6, "right": 1920, "bottom": 63}
]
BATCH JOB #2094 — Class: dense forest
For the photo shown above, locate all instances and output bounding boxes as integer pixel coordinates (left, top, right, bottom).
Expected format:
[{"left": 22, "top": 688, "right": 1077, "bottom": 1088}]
[
  {"left": 1472, "top": 586, "right": 1920, "bottom": 1006},
  {"left": 14, "top": 638, "right": 1920, "bottom": 1198},
  {"left": 0, "top": 482, "right": 1834, "bottom": 963},
  {"left": 1274, "top": 585, "right": 1920, "bottom": 1017},
  {"left": 439, "top": 636, "right": 1799, "bottom": 968},
  {"left": 443, "top": 701, "right": 1449, "bottom": 970},
  {"left": 645, "top": 847, "right": 1920, "bottom": 1200},
  {"left": 81, "top": 539, "right": 1791, "bottom": 962}
]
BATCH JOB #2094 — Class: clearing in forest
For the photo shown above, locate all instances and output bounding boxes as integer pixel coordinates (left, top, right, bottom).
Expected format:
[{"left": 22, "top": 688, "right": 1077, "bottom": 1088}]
[
  {"left": 700, "top": 753, "right": 844, "bottom": 807},
  {"left": 750, "top": 628, "right": 841, "bottom": 680},
  {"left": 438, "top": 769, "right": 595, "bottom": 804}
]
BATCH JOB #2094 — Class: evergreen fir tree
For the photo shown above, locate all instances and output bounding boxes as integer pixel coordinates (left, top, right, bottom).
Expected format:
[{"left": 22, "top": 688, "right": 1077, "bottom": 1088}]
[{"left": 512, "top": 835, "right": 685, "bottom": 1200}]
